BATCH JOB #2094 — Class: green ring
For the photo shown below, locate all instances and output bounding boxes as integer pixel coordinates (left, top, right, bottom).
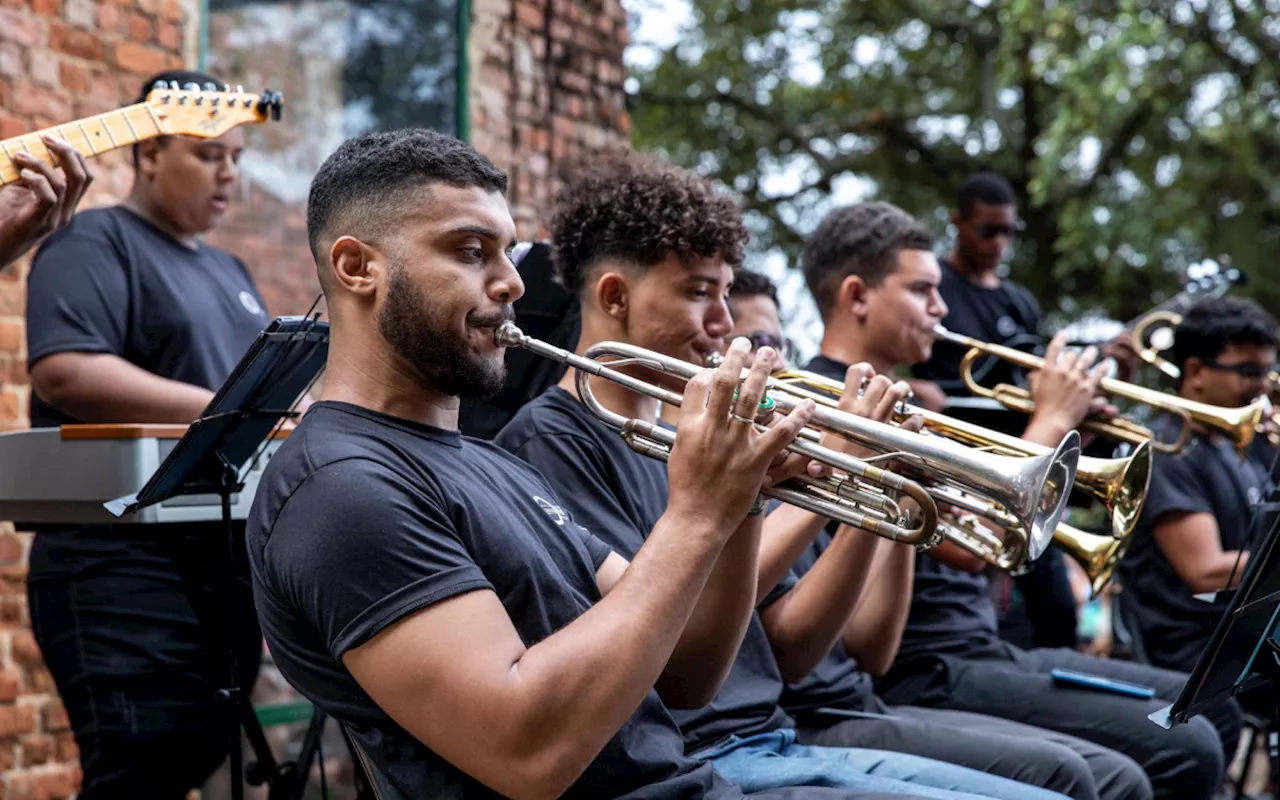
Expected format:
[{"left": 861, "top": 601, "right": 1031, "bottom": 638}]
[{"left": 732, "top": 389, "right": 776, "bottom": 413}]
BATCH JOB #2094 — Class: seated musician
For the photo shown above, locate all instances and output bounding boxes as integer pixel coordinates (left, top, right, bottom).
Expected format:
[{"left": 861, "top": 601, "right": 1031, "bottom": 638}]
[
  {"left": 727, "top": 271, "right": 1149, "bottom": 800},
  {"left": 23, "top": 70, "right": 269, "bottom": 797},
  {"left": 1120, "top": 297, "right": 1279, "bottom": 673},
  {"left": 906, "top": 171, "right": 1124, "bottom": 653},
  {"left": 0, "top": 137, "right": 91, "bottom": 270},
  {"left": 245, "top": 127, "right": 922, "bottom": 800},
  {"left": 495, "top": 152, "right": 1070, "bottom": 800},
  {"left": 802, "top": 200, "right": 1242, "bottom": 800}
]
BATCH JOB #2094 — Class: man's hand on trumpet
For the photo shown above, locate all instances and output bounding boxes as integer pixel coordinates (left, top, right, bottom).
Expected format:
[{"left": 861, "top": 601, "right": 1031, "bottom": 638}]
[
  {"left": 1024, "top": 332, "right": 1116, "bottom": 448},
  {"left": 817, "top": 364, "right": 925, "bottom": 462},
  {"left": 666, "top": 338, "right": 817, "bottom": 531}
]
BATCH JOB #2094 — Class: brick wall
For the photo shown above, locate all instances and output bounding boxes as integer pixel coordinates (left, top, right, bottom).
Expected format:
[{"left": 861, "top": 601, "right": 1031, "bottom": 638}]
[
  {"left": 469, "top": 0, "right": 631, "bottom": 238},
  {"left": 0, "top": 0, "right": 189, "bottom": 795},
  {"left": 1, "top": 0, "right": 631, "bottom": 794}
]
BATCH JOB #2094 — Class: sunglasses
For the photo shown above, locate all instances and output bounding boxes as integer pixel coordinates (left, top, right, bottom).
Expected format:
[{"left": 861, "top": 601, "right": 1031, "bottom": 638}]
[
  {"left": 974, "top": 223, "right": 1017, "bottom": 240},
  {"left": 1201, "top": 359, "right": 1278, "bottom": 380},
  {"left": 743, "top": 331, "right": 793, "bottom": 360}
]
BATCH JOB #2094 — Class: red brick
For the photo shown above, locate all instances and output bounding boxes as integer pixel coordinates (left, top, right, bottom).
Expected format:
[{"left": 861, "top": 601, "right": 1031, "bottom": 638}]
[
  {"left": 53, "top": 733, "right": 75, "bottom": 764},
  {"left": 56, "top": 60, "right": 91, "bottom": 95},
  {"left": 0, "top": 9, "right": 45, "bottom": 48},
  {"left": 0, "top": 533, "right": 20, "bottom": 566},
  {"left": 0, "top": 706, "right": 36, "bottom": 738},
  {"left": 19, "top": 734, "right": 50, "bottom": 766},
  {"left": 32, "top": 0, "right": 61, "bottom": 14},
  {"left": 112, "top": 41, "right": 168, "bottom": 75},
  {"left": 47, "top": 22, "right": 102, "bottom": 61},
  {"left": 0, "top": 111, "right": 24, "bottom": 140},
  {"left": 8, "top": 765, "right": 81, "bottom": 799},
  {"left": 27, "top": 49, "right": 58, "bottom": 89},
  {"left": 0, "top": 672, "right": 18, "bottom": 703},
  {"left": 39, "top": 704, "right": 67, "bottom": 734},
  {"left": 160, "top": 0, "right": 184, "bottom": 22},
  {"left": 22, "top": 666, "right": 53, "bottom": 695},
  {"left": 11, "top": 83, "right": 71, "bottom": 124},
  {"left": 154, "top": 20, "right": 180, "bottom": 51},
  {"left": 125, "top": 12, "right": 150, "bottom": 42},
  {"left": 0, "top": 41, "right": 19, "bottom": 80},
  {"left": 10, "top": 631, "right": 41, "bottom": 668},
  {"left": 0, "top": 285, "right": 22, "bottom": 317},
  {"left": 96, "top": 3, "right": 120, "bottom": 33}
]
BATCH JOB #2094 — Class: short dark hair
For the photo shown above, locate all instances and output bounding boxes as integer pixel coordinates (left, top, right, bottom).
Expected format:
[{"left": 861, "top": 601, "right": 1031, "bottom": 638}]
[
  {"left": 133, "top": 69, "right": 227, "bottom": 165},
  {"left": 549, "top": 151, "right": 748, "bottom": 296},
  {"left": 306, "top": 129, "right": 508, "bottom": 289},
  {"left": 802, "top": 202, "right": 934, "bottom": 319},
  {"left": 957, "top": 171, "right": 1016, "bottom": 217},
  {"left": 1172, "top": 296, "right": 1279, "bottom": 385},
  {"left": 729, "top": 270, "right": 779, "bottom": 308}
]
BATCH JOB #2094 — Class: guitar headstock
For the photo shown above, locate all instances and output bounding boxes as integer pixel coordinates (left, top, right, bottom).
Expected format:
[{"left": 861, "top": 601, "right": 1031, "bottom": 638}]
[{"left": 145, "top": 80, "right": 284, "bottom": 140}]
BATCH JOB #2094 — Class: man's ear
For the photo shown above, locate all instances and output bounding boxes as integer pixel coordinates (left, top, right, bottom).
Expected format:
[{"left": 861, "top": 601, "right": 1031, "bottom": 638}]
[
  {"left": 328, "top": 236, "right": 383, "bottom": 299},
  {"left": 593, "top": 270, "right": 631, "bottom": 322},
  {"left": 950, "top": 207, "right": 962, "bottom": 227},
  {"left": 1181, "top": 357, "right": 1204, "bottom": 391},
  {"left": 134, "top": 138, "right": 166, "bottom": 181},
  {"left": 838, "top": 274, "right": 871, "bottom": 322}
]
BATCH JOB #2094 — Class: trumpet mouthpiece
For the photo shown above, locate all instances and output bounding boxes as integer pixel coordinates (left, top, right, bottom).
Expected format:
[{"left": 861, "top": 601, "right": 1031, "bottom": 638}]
[{"left": 494, "top": 321, "right": 525, "bottom": 347}]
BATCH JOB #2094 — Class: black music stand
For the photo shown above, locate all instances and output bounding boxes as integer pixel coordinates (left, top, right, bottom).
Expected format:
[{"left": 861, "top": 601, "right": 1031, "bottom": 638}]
[
  {"left": 105, "top": 315, "right": 329, "bottom": 800},
  {"left": 1150, "top": 445, "right": 1280, "bottom": 782}
]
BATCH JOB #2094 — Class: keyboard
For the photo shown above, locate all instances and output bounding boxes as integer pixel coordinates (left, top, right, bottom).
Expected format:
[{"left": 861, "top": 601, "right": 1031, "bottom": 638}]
[{"left": 0, "top": 424, "right": 283, "bottom": 526}]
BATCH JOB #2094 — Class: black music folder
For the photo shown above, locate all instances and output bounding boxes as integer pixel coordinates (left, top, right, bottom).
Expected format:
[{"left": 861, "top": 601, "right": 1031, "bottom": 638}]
[{"left": 104, "top": 315, "right": 328, "bottom": 517}]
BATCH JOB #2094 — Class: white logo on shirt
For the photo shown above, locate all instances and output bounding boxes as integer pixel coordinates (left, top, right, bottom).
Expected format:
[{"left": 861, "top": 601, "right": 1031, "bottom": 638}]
[
  {"left": 239, "top": 291, "right": 264, "bottom": 316},
  {"left": 996, "top": 315, "right": 1018, "bottom": 338},
  {"left": 1249, "top": 486, "right": 1262, "bottom": 505},
  {"left": 532, "top": 496, "right": 568, "bottom": 526}
]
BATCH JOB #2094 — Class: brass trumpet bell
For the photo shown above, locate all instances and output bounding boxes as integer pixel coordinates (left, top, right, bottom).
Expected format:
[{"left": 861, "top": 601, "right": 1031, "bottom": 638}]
[{"left": 1055, "top": 522, "right": 1135, "bottom": 600}]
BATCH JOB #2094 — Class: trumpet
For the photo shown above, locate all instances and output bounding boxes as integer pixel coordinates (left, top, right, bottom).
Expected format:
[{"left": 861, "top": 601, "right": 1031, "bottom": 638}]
[
  {"left": 1054, "top": 521, "right": 1134, "bottom": 600},
  {"left": 939, "top": 513, "right": 1132, "bottom": 596},
  {"left": 935, "top": 324, "right": 1267, "bottom": 455},
  {"left": 770, "top": 369, "right": 1151, "bottom": 540},
  {"left": 496, "top": 323, "right": 1081, "bottom": 568}
]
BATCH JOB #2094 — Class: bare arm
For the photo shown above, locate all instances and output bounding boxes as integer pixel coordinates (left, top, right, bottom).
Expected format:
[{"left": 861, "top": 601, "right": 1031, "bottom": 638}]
[
  {"left": 30, "top": 352, "right": 214, "bottom": 423},
  {"left": 344, "top": 511, "right": 732, "bottom": 800},
  {"left": 926, "top": 539, "right": 988, "bottom": 573},
  {"left": 345, "top": 340, "right": 814, "bottom": 798},
  {"left": 841, "top": 540, "right": 914, "bottom": 675},
  {"left": 759, "top": 370, "right": 914, "bottom": 682},
  {"left": 653, "top": 512, "right": 762, "bottom": 707},
  {"left": 1153, "top": 511, "right": 1248, "bottom": 594}
]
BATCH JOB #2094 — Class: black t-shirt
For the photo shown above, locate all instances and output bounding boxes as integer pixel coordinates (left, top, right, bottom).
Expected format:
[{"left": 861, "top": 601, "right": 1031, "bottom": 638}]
[
  {"left": 1120, "top": 415, "right": 1273, "bottom": 672},
  {"left": 912, "top": 259, "right": 1042, "bottom": 394},
  {"left": 26, "top": 205, "right": 269, "bottom": 427},
  {"left": 496, "top": 387, "right": 796, "bottom": 754},
  {"left": 24, "top": 205, "right": 270, "bottom": 585},
  {"left": 248, "top": 401, "right": 737, "bottom": 799},
  {"left": 806, "top": 355, "right": 1002, "bottom": 662}
]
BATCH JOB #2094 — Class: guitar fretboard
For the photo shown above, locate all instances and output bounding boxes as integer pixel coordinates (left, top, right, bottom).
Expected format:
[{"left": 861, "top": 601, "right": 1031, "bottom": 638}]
[{"left": 0, "top": 103, "right": 165, "bottom": 186}]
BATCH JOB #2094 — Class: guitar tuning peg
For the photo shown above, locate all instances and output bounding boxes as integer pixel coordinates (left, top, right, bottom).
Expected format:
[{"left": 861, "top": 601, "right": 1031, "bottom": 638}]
[
  {"left": 235, "top": 85, "right": 244, "bottom": 94},
  {"left": 203, "top": 82, "right": 218, "bottom": 91},
  {"left": 183, "top": 82, "right": 200, "bottom": 91},
  {"left": 152, "top": 80, "right": 170, "bottom": 90}
]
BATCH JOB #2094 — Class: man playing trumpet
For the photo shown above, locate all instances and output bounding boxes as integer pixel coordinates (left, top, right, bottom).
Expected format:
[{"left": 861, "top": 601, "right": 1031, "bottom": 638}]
[
  {"left": 497, "top": 152, "right": 1073, "bottom": 799},
  {"left": 801, "top": 201, "right": 1240, "bottom": 800}
]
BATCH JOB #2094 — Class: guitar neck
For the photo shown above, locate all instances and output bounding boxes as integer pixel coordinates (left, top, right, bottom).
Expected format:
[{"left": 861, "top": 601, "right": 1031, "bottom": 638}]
[{"left": 0, "top": 103, "right": 166, "bottom": 186}]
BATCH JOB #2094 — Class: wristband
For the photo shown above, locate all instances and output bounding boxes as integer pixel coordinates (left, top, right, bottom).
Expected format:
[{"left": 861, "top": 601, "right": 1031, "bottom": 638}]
[{"left": 747, "top": 494, "right": 767, "bottom": 517}]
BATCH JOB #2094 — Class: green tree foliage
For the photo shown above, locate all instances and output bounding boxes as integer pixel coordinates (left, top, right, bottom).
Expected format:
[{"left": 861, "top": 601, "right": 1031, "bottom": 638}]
[{"left": 629, "top": 0, "right": 1280, "bottom": 328}]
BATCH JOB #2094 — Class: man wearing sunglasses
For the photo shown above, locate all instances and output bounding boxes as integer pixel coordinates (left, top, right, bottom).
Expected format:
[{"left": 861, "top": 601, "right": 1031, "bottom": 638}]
[
  {"left": 728, "top": 270, "right": 793, "bottom": 370},
  {"left": 1120, "top": 296, "right": 1279, "bottom": 675}
]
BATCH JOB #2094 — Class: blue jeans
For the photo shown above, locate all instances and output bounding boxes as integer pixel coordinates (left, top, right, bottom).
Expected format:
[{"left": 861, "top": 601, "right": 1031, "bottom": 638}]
[{"left": 695, "top": 728, "right": 1071, "bottom": 800}]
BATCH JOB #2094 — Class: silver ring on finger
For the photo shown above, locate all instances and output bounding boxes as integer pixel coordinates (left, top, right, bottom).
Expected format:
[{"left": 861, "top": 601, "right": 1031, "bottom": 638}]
[{"left": 730, "top": 413, "right": 755, "bottom": 426}]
